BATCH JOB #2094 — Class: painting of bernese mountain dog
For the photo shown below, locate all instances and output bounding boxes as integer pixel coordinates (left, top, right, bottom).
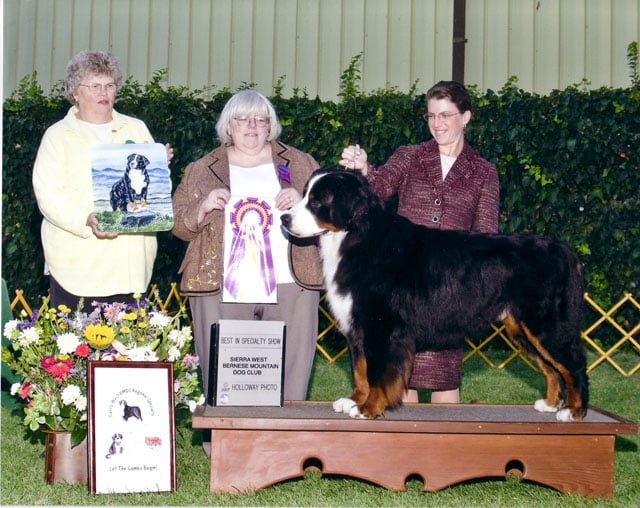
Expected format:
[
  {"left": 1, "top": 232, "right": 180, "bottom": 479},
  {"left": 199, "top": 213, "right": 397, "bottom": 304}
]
[
  {"left": 281, "top": 168, "right": 588, "bottom": 422},
  {"left": 109, "top": 153, "right": 151, "bottom": 212}
]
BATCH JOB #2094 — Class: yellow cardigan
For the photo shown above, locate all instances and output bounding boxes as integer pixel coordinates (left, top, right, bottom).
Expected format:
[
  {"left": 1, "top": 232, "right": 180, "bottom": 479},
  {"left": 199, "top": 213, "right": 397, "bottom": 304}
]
[{"left": 32, "top": 107, "right": 157, "bottom": 297}]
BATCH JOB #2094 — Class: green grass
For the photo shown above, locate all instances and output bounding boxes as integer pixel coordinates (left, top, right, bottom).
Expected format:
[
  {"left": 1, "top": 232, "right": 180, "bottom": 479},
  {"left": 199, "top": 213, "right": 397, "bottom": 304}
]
[
  {"left": 94, "top": 210, "right": 174, "bottom": 233},
  {"left": 1, "top": 352, "right": 638, "bottom": 507}
]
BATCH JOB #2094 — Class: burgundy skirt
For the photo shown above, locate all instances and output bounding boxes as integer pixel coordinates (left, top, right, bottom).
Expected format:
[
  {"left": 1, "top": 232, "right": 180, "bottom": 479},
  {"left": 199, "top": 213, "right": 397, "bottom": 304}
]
[{"left": 408, "top": 348, "right": 464, "bottom": 390}]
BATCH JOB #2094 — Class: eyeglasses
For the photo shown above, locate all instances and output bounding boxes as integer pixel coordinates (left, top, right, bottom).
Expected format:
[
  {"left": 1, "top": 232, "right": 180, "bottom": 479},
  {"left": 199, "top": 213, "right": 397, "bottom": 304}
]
[
  {"left": 79, "top": 83, "right": 118, "bottom": 93},
  {"left": 423, "top": 112, "right": 462, "bottom": 122},
  {"left": 233, "top": 116, "right": 270, "bottom": 127}
]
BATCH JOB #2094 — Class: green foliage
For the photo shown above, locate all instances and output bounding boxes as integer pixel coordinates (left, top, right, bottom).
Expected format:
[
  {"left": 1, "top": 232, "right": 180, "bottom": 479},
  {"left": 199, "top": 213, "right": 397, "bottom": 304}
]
[
  {"left": 3, "top": 64, "right": 639, "bottom": 305},
  {"left": 470, "top": 77, "right": 640, "bottom": 302},
  {"left": 627, "top": 41, "right": 639, "bottom": 89}
]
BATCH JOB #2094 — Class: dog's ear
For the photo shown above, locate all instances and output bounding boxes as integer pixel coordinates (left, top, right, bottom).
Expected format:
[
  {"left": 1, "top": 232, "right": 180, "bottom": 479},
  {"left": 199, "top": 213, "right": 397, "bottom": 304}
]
[
  {"left": 331, "top": 170, "right": 383, "bottom": 231},
  {"left": 126, "top": 153, "right": 136, "bottom": 164},
  {"left": 142, "top": 155, "right": 150, "bottom": 166}
]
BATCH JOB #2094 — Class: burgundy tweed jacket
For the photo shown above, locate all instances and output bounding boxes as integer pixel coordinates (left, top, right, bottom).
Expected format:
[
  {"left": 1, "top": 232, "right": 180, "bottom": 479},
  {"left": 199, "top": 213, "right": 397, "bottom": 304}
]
[{"left": 366, "top": 138, "right": 499, "bottom": 233}]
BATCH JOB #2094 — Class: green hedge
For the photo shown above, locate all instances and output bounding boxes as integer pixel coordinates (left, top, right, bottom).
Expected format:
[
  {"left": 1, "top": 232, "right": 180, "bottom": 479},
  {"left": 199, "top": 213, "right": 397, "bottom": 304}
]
[{"left": 3, "top": 59, "right": 639, "bottom": 307}]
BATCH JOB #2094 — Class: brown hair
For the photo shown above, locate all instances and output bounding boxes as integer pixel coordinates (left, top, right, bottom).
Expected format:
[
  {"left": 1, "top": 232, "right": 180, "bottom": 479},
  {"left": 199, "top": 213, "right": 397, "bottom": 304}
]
[{"left": 426, "top": 81, "right": 472, "bottom": 113}]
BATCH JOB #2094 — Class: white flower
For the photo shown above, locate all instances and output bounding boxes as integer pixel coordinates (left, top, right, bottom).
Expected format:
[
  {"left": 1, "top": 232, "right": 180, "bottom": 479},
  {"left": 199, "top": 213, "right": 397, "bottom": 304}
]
[
  {"left": 17, "top": 327, "right": 40, "bottom": 347},
  {"left": 167, "top": 346, "right": 180, "bottom": 362},
  {"left": 74, "top": 395, "right": 87, "bottom": 412},
  {"left": 149, "top": 312, "right": 171, "bottom": 329},
  {"left": 10, "top": 383, "right": 20, "bottom": 396},
  {"left": 3, "top": 320, "right": 20, "bottom": 340},
  {"left": 56, "top": 332, "right": 81, "bottom": 354},
  {"left": 188, "top": 395, "right": 205, "bottom": 412},
  {"left": 126, "top": 346, "right": 158, "bottom": 362},
  {"left": 111, "top": 339, "right": 128, "bottom": 356},
  {"left": 168, "top": 327, "right": 191, "bottom": 348},
  {"left": 61, "top": 385, "right": 81, "bottom": 405}
]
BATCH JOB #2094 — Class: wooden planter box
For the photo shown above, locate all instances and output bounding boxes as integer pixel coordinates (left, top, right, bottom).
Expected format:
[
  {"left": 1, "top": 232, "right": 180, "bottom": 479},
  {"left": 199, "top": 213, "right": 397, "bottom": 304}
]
[{"left": 192, "top": 401, "right": 637, "bottom": 498}]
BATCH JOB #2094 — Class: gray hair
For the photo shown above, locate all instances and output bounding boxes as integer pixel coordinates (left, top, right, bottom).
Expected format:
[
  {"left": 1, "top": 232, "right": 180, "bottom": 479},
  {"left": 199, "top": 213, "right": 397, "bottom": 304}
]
[
  {"left": 215, "top": 89, "right": 282, "bottom": 145},
  {"left": 64, "top": 50, "right": 123, "bottom": 105}
]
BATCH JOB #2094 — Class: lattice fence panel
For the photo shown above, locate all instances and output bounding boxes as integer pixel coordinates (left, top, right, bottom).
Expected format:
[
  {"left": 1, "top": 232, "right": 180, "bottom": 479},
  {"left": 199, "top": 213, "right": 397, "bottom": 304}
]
[{"left": 581, "top": 293, "right": 640, "bottom": 376}]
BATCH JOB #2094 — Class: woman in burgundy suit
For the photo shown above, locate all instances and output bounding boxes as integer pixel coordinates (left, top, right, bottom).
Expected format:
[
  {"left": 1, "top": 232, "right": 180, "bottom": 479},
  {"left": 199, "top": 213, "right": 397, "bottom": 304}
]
[{"left": 339, "top": 81, "right": 499, "bottom": 404}]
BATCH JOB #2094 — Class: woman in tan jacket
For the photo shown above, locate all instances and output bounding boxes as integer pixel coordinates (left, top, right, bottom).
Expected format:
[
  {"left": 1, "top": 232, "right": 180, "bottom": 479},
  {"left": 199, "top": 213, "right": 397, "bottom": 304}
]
[{"left": 172, "top": 90, "right": 323, "bottom": 403}]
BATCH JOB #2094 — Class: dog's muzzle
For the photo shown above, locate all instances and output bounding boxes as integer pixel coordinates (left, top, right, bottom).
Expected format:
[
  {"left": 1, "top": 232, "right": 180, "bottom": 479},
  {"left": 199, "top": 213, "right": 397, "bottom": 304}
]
[{"left": 280, "top": 213, "right": 328, "bottom": 238}]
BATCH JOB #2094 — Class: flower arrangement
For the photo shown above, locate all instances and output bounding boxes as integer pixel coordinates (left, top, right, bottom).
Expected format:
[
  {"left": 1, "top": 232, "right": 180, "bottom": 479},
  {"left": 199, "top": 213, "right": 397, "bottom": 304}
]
[{"left": 2, "top": 296, "right": 204, "bottom": 447}]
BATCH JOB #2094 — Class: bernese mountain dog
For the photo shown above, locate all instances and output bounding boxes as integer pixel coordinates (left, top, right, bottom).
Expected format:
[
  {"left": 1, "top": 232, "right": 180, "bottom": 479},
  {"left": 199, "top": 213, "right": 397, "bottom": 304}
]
[
  {"left": 281, "top": 168, "right": 588, "bottom": 422},
  {"left": 110, "top": 153, "right": 151, "bottom": 212}
]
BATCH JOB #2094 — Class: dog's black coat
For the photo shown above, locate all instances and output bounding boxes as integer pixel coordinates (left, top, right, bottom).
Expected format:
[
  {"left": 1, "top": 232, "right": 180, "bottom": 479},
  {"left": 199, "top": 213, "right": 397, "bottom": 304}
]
[
  {"left": 282, "top": 168, "right": 588, "bottom": 420},
  {"left": 110, "top": 153, "right": 150, "bottom": 211},
  {"left": 120, "top": 399, "right": 143, "bottom": 422}
]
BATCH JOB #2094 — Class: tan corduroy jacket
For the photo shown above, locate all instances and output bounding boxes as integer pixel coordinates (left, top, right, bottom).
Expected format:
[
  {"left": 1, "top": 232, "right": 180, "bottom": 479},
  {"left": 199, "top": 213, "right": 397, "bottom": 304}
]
[{"left": 172, "top": 141, "right": 324, "bottom": 296}]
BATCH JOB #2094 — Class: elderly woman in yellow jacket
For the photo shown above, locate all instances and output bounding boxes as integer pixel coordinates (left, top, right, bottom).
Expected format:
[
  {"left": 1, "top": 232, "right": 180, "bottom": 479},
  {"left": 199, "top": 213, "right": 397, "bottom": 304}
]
[{"left": 32, "top": 50, "right": 173, "bottom": 310}]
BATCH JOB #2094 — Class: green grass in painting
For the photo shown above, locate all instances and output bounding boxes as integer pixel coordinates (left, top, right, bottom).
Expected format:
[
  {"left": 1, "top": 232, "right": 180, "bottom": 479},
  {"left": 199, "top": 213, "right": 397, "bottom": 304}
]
[
  {"left": 95, "top": 210, "right": 173, "bottom": 233},
  {"left": 1, "top": 352, "right": 638, "bottom": 506}
]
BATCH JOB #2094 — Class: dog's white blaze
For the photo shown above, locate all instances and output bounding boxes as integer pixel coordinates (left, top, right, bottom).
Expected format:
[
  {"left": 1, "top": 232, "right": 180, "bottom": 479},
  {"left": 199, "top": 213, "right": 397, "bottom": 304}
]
[
  {"left": 284, "top": 174, "right": 328, "bottom": 237},
  {"left": 319, "top": 231, "right": 353, "bottom": 334}
]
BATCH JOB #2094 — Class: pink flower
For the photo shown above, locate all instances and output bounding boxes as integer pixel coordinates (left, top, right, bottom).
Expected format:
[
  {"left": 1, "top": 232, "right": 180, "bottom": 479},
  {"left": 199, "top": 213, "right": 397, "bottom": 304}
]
[
  {"left": 41, "top": 356, "right": 74, "bottom": 383},
  {"left": 19, "top": 383, "right": 31, "bottom": 399},
  {"left": 75, "top": 343, "right": 90, "bottom": 358}
]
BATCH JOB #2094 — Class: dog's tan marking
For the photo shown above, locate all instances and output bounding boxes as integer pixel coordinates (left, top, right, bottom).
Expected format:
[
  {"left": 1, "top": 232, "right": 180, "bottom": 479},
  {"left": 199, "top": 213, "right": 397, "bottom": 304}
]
[
  {"left": 359, "top": 358, "right": 413, "bottom": 418},
  {"left": 504, "top": 315, "right": 584, "bottom": 421},
  {"left": 350, "top": 356, "right": 370, "bottom": 406},
  {"left": 316, "top": 220, "right": 340, "bottom": 232},
  {"left": 361, "top": 385, "right": 389, "bottom": 418}
]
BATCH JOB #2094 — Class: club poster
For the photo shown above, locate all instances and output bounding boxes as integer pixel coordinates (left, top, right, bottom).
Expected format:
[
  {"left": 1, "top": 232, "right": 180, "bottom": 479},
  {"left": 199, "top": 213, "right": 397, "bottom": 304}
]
[
  {"left": 87, "top": 361, "right": 175, "bottom": 494},
  {"left": 91, "top": 143, "right": 173, "bottom": 233}
]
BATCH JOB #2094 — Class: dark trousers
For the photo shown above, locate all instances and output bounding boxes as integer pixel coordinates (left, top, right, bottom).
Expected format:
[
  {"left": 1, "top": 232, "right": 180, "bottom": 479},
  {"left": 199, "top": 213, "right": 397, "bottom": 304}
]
[{"left": 49, "top": 276, "right": 139, "bottom": 311}]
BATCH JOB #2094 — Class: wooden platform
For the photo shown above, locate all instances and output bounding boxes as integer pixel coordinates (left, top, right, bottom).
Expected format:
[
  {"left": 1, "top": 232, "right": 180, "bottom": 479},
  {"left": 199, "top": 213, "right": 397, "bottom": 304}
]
[{"left": 192, "top": 401, "right": 637, "bottom": 497}]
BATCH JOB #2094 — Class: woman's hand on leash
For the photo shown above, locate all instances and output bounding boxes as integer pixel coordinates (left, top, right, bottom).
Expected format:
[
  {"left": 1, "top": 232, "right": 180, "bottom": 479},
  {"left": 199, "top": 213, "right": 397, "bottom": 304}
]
[
  {"left": 276, "top": 188, "right": 301, "bottom": 210},
  {"left": 198, "top": 188, "right": 231, "bottom": 224},
  {"left": 86, "top": 213, "right": 117, "bottom": 239},
  {"left": 339, "top": 144, "right": 368, "bottom": 175}
]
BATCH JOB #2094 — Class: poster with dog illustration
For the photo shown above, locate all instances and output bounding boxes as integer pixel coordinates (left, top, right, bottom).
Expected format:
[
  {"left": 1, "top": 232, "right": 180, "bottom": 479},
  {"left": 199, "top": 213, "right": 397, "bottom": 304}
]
[
  {"left": 91, "top": 143, "right": 173, "bottom": 233},
  {"left": 87, "top": 361, "right": 175, "bottom": 494}
]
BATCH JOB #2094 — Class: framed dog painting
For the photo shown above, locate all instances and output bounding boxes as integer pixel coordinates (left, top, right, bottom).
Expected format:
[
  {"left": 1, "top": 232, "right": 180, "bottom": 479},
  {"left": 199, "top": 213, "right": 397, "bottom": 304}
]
[
  {"left": 87, "top": 361, "right": 176, "bottom": 494},
  {"left": 91, "top": 143, "right": 173, "bottom": 233}
]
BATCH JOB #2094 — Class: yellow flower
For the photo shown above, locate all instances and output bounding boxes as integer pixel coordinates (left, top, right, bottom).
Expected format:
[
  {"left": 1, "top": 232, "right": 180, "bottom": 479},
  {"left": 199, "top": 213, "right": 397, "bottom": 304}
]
[
  {"left": 121, "top": 326, "right": 131, "bottom": 334},
  {"left": 58, "top": 305, "right": 71, "bottom": 314},
  {"left": 123, "top": 312, "right": 137, "bottom": 321},
  {"left": 138, "top": 322, "right": 148, "bottom": 330},
  {"left": 83, "top": 324, "right": 116, "bottom": 350},
  {"left": 139, "top": 308, "right": 146, "bottom": 318}
]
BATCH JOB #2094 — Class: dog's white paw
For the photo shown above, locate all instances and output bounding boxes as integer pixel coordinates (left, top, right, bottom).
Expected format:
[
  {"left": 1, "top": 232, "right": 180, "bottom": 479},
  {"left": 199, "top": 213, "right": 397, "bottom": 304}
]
[
  {"left": 556, "top": 409, "right": 576, "bottom": 422},
  {"left": 333, "top": 397, "right": 362, "bottom": 418},
  {"left": 534, "top": 399, "right": 559, "bottom": 413}
]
